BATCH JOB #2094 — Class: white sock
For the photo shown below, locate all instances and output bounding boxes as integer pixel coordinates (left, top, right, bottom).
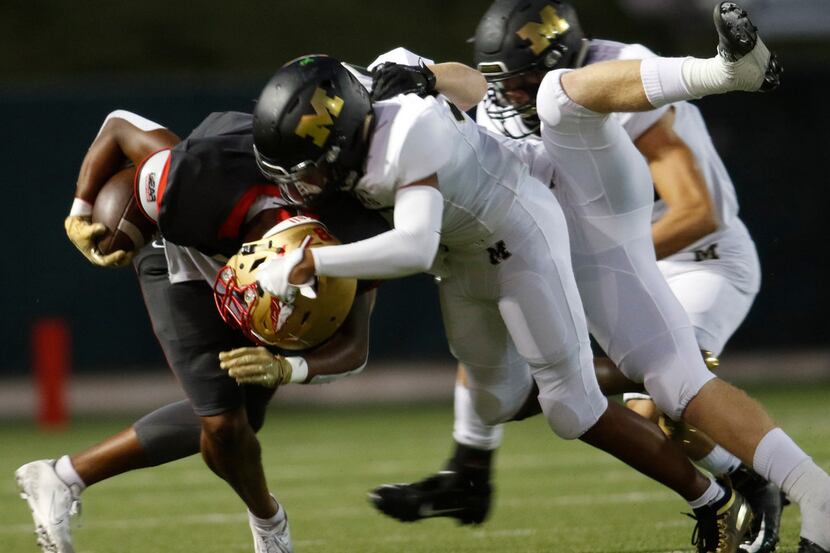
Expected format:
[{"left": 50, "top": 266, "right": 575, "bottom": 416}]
[
  {"left": 452, "top": 382, "right": 503, "bottom": 451},
  {"left": 640, "top": 56, "right": 696, "bottom": 108},
  {"left": 688, "top": 476, "right": 725, "bottom": 510},
  {"left": 54, "top": 455, "right": 87, "bottom": 493},
  {"left": 752, "top": 428, "right": 830, "bottom": 546},
  {"left": 248, "top": 498, "right": 285, "bottom": 531},
  {"left": 696, "top": 445, "right": 742, "bottom": 477},
  {"left": 752, "top": 428, "right": 809, "bottom": 486},
  {"left": 782, "top": 458, "right": 830, "bottom": 548},
  {"left": 640, "top": 48, "right": 768, "bottom": 108}
]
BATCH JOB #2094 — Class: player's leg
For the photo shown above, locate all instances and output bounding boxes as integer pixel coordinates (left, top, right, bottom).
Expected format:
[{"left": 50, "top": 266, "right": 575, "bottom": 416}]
[
  {"left": 663, "top": 265, "right": 781, "bottom": 553},
  {"left": 371, "top": 281, "right": 527, "bottom": 526},
  {"left": 497, "top": 184, "right": 750, "bottom": 550},
  {"left": 539, "top": 46, "right": 827, "bottom": 551},
  {"left": 147, "top": 265, "right": 289, "bottom": 553},
  {"left": 548, "top": 2, "right": 781, "bottom": 114}
]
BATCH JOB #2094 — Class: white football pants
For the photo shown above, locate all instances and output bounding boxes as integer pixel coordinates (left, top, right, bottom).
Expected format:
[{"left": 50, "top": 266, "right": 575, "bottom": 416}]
[{"left": 439, "top": 176, "right": 608, "bottom": 440}]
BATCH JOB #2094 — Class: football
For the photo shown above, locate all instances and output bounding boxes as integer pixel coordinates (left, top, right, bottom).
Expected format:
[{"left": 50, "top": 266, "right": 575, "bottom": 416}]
[{"left": 92, "top": 167, "right": 156, "bottom": 255}]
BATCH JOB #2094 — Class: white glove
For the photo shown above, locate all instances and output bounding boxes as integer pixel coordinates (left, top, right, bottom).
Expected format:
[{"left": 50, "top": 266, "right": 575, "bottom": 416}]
[
  {"left": 256, "top": 236, "right": 316, "bottom": 302},
  {"left": 218, "top": 346, "right": 292, "bottom": 388}
]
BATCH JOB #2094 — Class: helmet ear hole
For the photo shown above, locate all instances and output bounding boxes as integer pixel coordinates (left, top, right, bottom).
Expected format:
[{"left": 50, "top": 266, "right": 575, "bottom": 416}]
[{"left": 218, "top": 218, "right": 357, "bottom": 350}]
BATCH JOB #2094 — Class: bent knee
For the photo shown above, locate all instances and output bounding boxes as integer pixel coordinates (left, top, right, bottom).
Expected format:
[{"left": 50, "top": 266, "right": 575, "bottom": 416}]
[
  {"left": 200, "top": 409, "right": 250, "bottom": 444},
  {"left": 644, "top": 367, "right": 716, "bottom": 421}
]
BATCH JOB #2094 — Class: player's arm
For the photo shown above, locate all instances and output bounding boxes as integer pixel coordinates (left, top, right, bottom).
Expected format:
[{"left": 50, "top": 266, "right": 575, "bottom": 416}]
[
  {"left": 430, "top": 63, "right": 487, "bottom": 111},
  {"left": 634, "top": 109, "right": 717, "bottom": 259},
  {"left": 219, "top": 289, "right": 376, "bottom": 387},
  {"left": 294, "top": 178, "right": 442, "bottom": 283},
  {"left": 371, "top": 61, "right": 486, "bottom": 112},
  {"left": 289, "top": 288, "right": 376, "bottom": 383},
  {"left": 66, "top": 111, "right": 179, "bottom": 267},
  {"left": 74, "top": 110, "right": 180, "bottom": 205}
]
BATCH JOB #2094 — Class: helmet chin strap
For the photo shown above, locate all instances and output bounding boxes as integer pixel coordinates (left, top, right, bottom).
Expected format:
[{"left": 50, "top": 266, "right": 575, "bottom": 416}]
[{"left": 573, "top": 38, "right": 591, "bottom": 69}]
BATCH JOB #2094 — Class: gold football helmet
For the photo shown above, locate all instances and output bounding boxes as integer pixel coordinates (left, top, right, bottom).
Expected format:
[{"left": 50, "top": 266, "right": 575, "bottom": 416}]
[{"left": 213, "top": 216, "right": 357, "bottom": 350}]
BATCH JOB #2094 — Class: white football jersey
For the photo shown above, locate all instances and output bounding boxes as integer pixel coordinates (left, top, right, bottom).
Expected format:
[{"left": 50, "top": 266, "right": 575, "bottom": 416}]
[{"left": 355, "top": 94, "right": 547, "bottom": 252}]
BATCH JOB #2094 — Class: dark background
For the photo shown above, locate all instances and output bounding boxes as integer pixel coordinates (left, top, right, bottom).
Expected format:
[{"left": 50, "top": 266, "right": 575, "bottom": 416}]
[{"left": 2, "top": 0, "right": 828, "bottom": 375}]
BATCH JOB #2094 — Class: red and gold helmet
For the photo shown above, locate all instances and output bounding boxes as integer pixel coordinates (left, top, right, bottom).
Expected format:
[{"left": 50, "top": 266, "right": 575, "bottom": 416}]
[{"left": 213, "top": 216, "right": 357, "bottom": 350}]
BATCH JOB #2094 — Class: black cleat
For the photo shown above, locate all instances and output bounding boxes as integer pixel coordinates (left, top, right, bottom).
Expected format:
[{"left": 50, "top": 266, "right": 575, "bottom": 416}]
[
  {"left": 713, "top": 1, "right": 782, "bottom": 91},
  {"left": 731, "top": 466, "right": 783, "bottom": 553},
  {"left": 798, "top": 538, "right": 830, "bottom": 553},
  {"left": 368, "top": 470, "right": 492, "bottom": 525}
]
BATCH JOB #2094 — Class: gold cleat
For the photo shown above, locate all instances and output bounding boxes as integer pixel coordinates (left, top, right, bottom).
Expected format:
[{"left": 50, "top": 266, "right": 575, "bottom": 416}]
[{"left": 691, "top": 486, "right": 754, "bottom": 553}]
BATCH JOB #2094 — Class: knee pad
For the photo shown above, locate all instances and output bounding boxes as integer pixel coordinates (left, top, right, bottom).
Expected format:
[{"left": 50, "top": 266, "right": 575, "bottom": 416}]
[
  {"left": 621, "top": 329, "right": 717, "bottom": 421},
  {"left": 462, "top": 358, "right": 534, "bottom": 426},
  {"left": 640, "top": 358, "right": 716, "bottom": 421},
  {"left": 534, "top": 347, "right": 607, "bottom": 440},
  {"left": 467, "top": 385, "right": 528, "bottom": 426}
]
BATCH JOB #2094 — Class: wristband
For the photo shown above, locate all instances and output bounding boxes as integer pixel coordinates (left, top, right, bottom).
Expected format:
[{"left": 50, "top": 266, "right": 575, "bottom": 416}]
[
  {"left": 70, "top": 198, "right": 93, "bottom": 217},
  {"left": 286, "top": 356, "right": 309, "bottom": 383}
]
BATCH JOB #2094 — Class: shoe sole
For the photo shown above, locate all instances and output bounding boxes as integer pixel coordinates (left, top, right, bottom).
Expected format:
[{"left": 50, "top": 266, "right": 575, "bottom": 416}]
[{"left": 713, "top": 1, "right": 782, "bottom": 91}]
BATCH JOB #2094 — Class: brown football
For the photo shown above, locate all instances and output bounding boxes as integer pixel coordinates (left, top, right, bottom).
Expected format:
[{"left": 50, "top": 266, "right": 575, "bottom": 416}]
[{"left": 92, "top": 167, "right": 156, "bottom": 255}]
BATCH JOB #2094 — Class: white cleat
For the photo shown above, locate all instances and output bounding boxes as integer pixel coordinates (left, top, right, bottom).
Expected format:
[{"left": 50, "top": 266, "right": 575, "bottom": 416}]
[
  {"left": 713, "top": 1, "right": 782, "bottom": 91},
  {"left": 249, "top": 507, "right": 293, "bottom": 553},
  {"left": 15, "top": 460, "right": 81, "bottom": 553}
]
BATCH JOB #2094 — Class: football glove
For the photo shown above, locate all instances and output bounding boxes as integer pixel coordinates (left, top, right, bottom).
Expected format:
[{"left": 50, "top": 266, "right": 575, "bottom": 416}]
[
  {"left": 219, "top": 346, "right": 292, "bottom": 388},
  {"left": 256, "top": 236, "right": 316, "bottom": 302},
  {"left": 64, "top": 215, "right": 133, "bottom": 267},
  {"left": 371, "top": 62, "right": 437, "bottom": 101}
]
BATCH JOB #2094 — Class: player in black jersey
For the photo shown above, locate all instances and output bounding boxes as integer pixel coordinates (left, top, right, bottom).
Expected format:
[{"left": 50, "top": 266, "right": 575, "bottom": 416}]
[{"left": 16, "top": 109, "right": 388, "bottom": 553}]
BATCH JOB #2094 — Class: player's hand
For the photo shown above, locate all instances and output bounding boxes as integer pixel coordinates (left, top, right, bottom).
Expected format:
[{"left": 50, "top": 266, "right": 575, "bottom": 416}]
[
  {"left": 64, "top": 215, "right": 133, "bottom": 268},
  {"left": 371, "top": 62, "right": 437, "bottom": 101},
  {"left": 219, "top": 346, "right": 292, "bottom": 388},
  {"left": 256, "top": 236, "right": 316, "bottom": 302}
]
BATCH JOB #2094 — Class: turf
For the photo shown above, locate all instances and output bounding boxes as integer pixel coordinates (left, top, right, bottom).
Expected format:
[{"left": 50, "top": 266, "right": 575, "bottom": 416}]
[{"left": 1, "top": 384, "right": 828, "bottom": 553}]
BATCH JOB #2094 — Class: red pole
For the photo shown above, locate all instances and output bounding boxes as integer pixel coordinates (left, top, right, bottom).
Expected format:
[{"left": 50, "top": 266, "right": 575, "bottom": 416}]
[{"left": 32, "top": 318, "right": 70, "bottom": 429}]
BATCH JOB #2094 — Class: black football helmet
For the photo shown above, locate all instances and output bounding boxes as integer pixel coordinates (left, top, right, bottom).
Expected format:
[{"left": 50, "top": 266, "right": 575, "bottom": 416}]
[
  {"left": 253, "top": 55, "right": 373, "bottom": 205},
  {"left": 474, "top": 0, "right": 587, "bottom": 138}
]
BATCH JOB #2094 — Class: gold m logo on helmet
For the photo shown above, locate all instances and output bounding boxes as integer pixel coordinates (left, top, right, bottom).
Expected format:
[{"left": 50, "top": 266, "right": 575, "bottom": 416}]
[
  {"left": 516, "top": 5, "right": 571, "bottom": 55},
  {"left": 295, "top": 87, "right": 345, "bottom": 147}
]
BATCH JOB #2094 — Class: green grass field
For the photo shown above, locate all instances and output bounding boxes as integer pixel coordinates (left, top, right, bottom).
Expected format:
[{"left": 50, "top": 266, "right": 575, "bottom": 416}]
[{"left": 2, "top": 384, "right": 828, "bottom": 553}]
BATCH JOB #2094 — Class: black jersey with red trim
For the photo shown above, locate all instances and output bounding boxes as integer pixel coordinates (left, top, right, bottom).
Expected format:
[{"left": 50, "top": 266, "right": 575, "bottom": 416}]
[
  {"left": 153, "top": 111, "right": 389, "bottom": 258},
  {"left": 156, "top": 111, "right": 285, "bottom": 258}
]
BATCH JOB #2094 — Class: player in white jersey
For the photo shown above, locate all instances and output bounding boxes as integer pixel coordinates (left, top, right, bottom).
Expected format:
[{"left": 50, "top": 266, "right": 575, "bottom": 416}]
[
  {"left": 372, "top": 2, "right": 780, "bottom": 552},
  {"left": 14, "top": 59, "right": 506, "bottom": 553},
  {"left": 246, "top": 35, "right": 797, "bottom": 547},
  {"left": 364, "top": 2, "right": 830, "bottom": 553}
]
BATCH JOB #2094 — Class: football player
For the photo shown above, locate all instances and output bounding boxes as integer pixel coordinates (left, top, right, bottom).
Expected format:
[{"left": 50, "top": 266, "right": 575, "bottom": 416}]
[
  {"left": 246, "top": 18, "right": 786, "bottom": 546},
  {"left": 16, "top": 110, "right": 387, "bottom": 553},
  {"left": 364, "top": 3, "right": 830, "bottom": 553},
  {"left": 372, "top": 2, "right": 782, "bottom": 552},
  {"left": 14, "top": 58, "right": 490, "bottom": 553}
]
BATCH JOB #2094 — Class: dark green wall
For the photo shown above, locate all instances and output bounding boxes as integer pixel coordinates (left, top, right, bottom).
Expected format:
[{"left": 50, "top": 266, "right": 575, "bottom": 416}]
[{"left": 2, "top": 2, "right": 827, "bottom": 374}]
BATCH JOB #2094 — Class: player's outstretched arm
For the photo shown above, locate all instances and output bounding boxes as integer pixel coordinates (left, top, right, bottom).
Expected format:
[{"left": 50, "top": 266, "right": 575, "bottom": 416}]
[{"left": 634, "top": 110, "right": 717, "bottom": 259}]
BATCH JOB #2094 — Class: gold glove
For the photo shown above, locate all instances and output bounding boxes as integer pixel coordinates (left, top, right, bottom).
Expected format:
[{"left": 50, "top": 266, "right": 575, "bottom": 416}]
[
  {"left": 218, "top": 346, "right": 293, "bottom": 388},
  {"left": 64, "top": 215, "right": 133, "bottom": 267}
]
